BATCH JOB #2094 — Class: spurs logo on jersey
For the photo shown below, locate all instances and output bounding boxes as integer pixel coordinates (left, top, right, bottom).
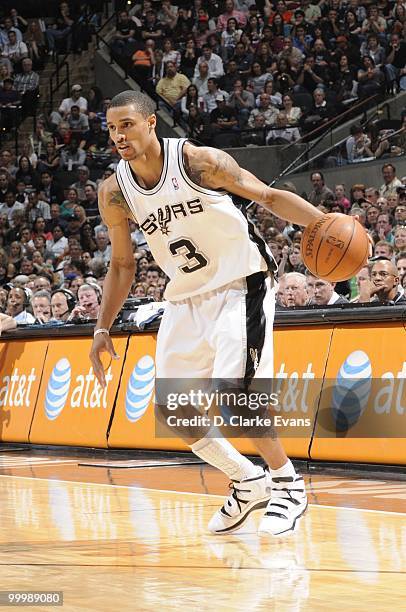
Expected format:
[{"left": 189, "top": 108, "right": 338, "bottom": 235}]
[
  {"left": 116, "top": 138, "right": 277, "bottom": 302},
  {"left": 140, "top": 199, "right": 204, "bottom": 236}
]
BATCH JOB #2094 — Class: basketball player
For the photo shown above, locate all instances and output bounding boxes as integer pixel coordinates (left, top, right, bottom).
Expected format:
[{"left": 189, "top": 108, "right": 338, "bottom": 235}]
[{"left": 90, "top": 91, "right": 323, "bottom": 536}]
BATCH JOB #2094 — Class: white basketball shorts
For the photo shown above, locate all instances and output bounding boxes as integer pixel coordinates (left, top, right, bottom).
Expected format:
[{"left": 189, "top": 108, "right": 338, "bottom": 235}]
[{"left": 155, "top": 272, "right": 275, "bottom": 383}]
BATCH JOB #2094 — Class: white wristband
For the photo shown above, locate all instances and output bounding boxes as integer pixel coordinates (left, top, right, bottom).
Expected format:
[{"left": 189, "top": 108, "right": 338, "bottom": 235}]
[{"left": 94, "top": 328, "right": 110, "bottom": 337}]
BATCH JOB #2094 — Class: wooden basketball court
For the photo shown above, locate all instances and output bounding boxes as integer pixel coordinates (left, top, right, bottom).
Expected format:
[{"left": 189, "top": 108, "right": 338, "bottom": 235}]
[{"left": 0, "top": 452, "right": 405, "bottom": 611}]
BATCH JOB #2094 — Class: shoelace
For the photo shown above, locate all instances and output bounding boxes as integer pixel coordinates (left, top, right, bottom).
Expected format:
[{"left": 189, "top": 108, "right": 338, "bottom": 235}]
[
  {"left": 221, "top": 482, "right": 252, "bottom": 517},
  {"left": 265, "top": 478, "right": 305, "bottom": 518}
]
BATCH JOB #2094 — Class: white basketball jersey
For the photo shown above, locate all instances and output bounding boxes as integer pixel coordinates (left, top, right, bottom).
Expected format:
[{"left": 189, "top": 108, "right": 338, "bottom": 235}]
[{"left": 116, "top": 138, "right": 276, "bottom": 301}]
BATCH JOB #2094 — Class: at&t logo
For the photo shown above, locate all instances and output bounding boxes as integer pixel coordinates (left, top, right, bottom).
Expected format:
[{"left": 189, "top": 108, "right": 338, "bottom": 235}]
[
  {"left": 45, "top": 358, "right": 72, "bottom": 420},
  {"left": 125, "top": 355, "right": 155, "bottom": 423}
]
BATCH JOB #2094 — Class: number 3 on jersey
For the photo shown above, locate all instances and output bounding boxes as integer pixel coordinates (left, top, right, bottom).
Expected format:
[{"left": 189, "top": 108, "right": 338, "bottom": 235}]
[{"left": 169, "top": 238, "right": 209, "bottom": 274}]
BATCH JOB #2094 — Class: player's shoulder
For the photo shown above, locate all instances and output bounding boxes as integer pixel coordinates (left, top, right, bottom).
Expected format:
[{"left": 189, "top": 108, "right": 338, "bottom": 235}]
[
  {"left": 98, "top": 172, "right": 120, "bottom": 198},
  {"left": 183, "top": 141, "right": 229, "bottom": 174},
  {"left": 98, "top": 173, "right": 132, "bottom": 223}
]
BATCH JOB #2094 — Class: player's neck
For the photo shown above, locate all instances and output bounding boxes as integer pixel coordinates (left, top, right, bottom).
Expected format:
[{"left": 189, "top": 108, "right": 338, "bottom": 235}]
[{"left": 128, "top": 137, "right": 163, "bottom": 190}]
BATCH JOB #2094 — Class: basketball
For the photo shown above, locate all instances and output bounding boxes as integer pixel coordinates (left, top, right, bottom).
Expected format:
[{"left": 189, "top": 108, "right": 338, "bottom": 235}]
[{"left": 301, "top": 213, "right": 369, "bottom": 282}]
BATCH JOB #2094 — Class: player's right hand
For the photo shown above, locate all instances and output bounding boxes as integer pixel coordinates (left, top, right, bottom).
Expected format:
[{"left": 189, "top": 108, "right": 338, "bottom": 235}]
[{"left": 90, "top": 333, "right": 120, "bottom": 388}]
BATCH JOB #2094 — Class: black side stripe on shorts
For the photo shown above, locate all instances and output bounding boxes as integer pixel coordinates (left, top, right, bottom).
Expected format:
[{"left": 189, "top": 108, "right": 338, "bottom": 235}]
[{"left": 244, "top": 272, "right": 267, "bottom": 387}]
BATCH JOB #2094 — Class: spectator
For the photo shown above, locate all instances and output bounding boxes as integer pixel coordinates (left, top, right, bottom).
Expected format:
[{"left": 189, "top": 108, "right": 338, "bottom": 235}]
[
  {"left": 57, "top": 84, "right": 88, "bottom": 121},
  {"left": 181, "top": 85, "right": 204, "bottom": 118},
  {"left": 334, "top": 184, "right": 351, "bottom": 210},
  {"left": 67, "top": 105, "right": 89, "bottom": 134},
  {"left": 93, "top": 230, "right": 111, "bottom": 264},
  {"left": 385, "top": 33, "right": 406, "bottom": 92},
  {"left": 227, "top": 79, "right": 255, "bottom": 127},
  {"left": 24, "top": 19, "right": 46, "bottom": 70},
  {"left": 13, "top": 57, "right": 39, "bottom": 96},
  {"left": 396, "top": 252, "right": 406, "bottom": 279},
  {"left": 60, "top": 137, "right": 87, "bottom": 171},
  {"left": 357, "top": 55, "right": 385, "bottom": 99},
  {"left": 70, "top": 166, "right": 97, "bottom": 201},
  {"left": 217, "top": 0, "right": 247, "bottom": 31},
  {"left": 82, "top": 184, "right": 99, "bottom": 218},
  {"left": 394, "top": 225, "right": 406, "bottom": 254},
  {"left": 203, "top": 78, "right": 229, "bottom": 113},
  {"left": 232, "top": 41, "right": 253, "bottom": 78},
  {"left": 308, "top": 171, "right": 334, "bottom": 206},
  {"left": 306, "top": 275, "right": 349, "bottom": 306},
  {"left": 346, "top": 125, "right": 374, "bottom": 163},
  {"left": 248, "top": 92, "right": 277, "bottom": 127},
  {"left": 26, "top": 190, "right": 51, "bottom": 223},
  {"left": 141, "top": 10, "right": 164, "bottom": 47},
  {"left": 5, "top": 286, "right": 35, "bottom": 323},
  {"left": 0, "top": 191, "right": 25, "bottom": 225},
  {"left": 281, "top": 272, "right": 309, "bottom": 307},
  {"left": 45, "top": 1, "right": 74, "bottom": 54},
  {"left": 111, "top": 10, "right": 137, "bottom": 56},
  {"left": 374, "top": 240, "right": 394, "bottom": 259},
  {"left": 68, "top": 282, "right": 101, "bottom": 321},
  {"left": 363, "top": 258, "right": 406, "bottom": 304},
  {"left": 51, "top": 289, "right": 75, "bottom": 321},
  {"left": 193, "top": 61, "right": 210, "bottom": 97},
  {"left": 46, "top": 224, "right": 68, "bottom": 258},
  {"left": 180, "top": 39, "right": 200, "bottom": 81},
  {"left": 1, "top": 30, "right": 28, "bottom": 70},
  {"left": 31, "top": 289, "right": 52, "bottom": 323},
  {"left": 267, "top": 111, "right": 300, "bottom": 144},
  {"left": 350, "top": 265, "right": 371, "bottom": 303},
  {"left": 379, "top": 163, "right": 403, "bottom": 198},
  {"left": 194, "top": 44, "right": 224, "bottom": 80},
  {"left": 156, "top": 61, "right": 190, "bottom": 108},
  {"left": 303, "top": 88, "right": 334, "bottom": 132}
]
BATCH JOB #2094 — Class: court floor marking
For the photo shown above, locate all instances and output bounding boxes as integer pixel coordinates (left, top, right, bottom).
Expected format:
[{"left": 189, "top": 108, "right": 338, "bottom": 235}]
[{"left": 0, "top": 473, "right": 405, "bottom": 516}]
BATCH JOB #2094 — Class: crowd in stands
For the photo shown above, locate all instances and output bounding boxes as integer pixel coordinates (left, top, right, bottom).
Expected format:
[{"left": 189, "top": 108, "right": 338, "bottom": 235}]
[
  {"left": 0, "top": 1, "right": 406, "bottom": 335},
  {"left": 110, "top": 0, "right": 406, "bottom": 148}
]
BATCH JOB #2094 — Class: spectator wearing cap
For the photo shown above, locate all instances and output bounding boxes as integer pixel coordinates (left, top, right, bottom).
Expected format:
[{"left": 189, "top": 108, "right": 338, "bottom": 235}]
[
  {"left": 156, "top": 62, "right": 190, "bottom": 108},
  {"left": 141, "top": 10, "right": 164, "bottom": 47},
  {"left": 209, "top": 94, "right": 239, "bottom": 137},
  {"left": 217, "top": 0, "right": 247, "bottom": 31},
  {"left": 194, "top": 45, "right": 224, "bottom": 80},
  {"left": 379, "top": 163, "right": 403, "bottom": 198},
  {"left": 363, "top": 258, "right": 406, "bottom": 304},
  {"left": 57, "top": 84, "right": 88, "bottom": 120}
]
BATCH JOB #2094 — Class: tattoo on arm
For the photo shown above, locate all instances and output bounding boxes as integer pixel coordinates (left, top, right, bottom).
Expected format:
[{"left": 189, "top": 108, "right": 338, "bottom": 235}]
[
  {"left": 184, "top": 147, "right": 243, "bottom": 189},
  {"left": 109, "top": 190, "right": 132, "bottom": 216}
]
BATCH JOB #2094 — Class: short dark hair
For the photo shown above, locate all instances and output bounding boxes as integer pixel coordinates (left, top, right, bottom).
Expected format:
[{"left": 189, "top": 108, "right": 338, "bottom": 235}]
[{"left": 109, "top": 90, "right": 156, "bottom": 118}]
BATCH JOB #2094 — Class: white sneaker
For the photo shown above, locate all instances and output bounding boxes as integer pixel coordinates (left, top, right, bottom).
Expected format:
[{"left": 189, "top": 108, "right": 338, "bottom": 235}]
[
  {"left": 208, "top": 467, "right": 272, "bottom": 534},
  {"left": 258, "top": 475, "right": 308, "bottom": 536}
]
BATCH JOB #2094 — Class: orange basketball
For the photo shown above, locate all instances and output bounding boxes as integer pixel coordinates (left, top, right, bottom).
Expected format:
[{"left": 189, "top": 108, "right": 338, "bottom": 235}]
[{"left": 301, "top": 213, "right": 369, "bottom": 282}]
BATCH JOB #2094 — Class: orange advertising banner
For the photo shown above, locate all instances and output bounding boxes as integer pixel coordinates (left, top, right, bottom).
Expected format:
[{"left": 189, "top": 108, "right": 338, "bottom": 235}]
[
  {"left": 0, "top": 339, "right": 48, "bottom": 443},
  {"left": 108, "top": 327, "right": 333, "bottom": 458},
  {"left": 311, "top": 323, "right": 406, "bottom": 464},
  {"left": 30, "top": 337, "right": 128, "bottom": 447}
]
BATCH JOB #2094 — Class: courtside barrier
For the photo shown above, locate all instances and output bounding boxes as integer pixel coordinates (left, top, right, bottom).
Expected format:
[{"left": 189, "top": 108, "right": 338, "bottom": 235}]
[{"left": 0, "top": 304, "right": 405, "bottom": 464}]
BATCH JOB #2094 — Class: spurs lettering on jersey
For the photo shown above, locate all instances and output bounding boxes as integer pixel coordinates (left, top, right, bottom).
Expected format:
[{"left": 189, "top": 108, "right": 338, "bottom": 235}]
[
  {"left": 140, "top": 199, "right": 204, "bottom": 236},
  {"left": 116, "top": 138, "right": 276, "bottom": 301}
]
